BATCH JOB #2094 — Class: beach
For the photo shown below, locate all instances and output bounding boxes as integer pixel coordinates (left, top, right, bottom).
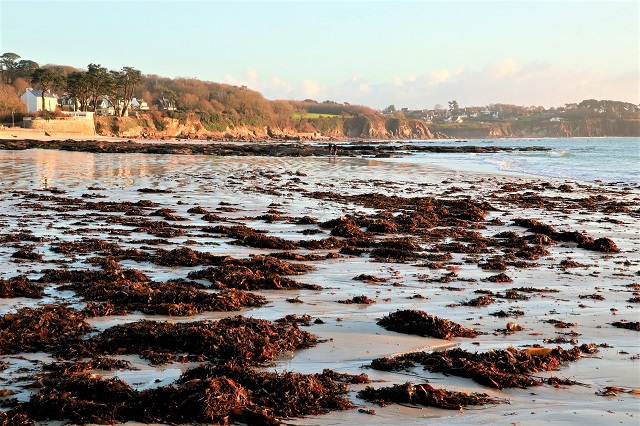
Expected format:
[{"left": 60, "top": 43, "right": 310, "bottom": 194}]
[{"left": 0, "top": 136, "right": 638, "bottom": 425}]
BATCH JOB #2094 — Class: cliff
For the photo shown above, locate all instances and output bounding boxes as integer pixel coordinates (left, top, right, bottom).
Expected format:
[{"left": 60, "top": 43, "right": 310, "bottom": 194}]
[{"left": 95, "top": 114, "right": 639, "bottom": 141}]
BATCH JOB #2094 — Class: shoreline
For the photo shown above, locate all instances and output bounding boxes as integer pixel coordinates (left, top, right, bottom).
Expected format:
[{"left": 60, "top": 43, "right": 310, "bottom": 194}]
[
  {"left": 0, "top": 145, "right": 638, "bottom": 425},
  {"left": 1, "top": 135, "right": 638, "bottom": 188}
]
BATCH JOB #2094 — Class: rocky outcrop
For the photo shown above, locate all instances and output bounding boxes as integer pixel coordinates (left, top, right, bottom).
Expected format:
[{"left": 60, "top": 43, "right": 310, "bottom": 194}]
[{"left": 94, "top": 114, "right": 639, "bottom": 141}]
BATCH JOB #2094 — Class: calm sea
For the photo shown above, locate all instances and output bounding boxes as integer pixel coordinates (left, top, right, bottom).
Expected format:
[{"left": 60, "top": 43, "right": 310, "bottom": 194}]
[{"left": 392, "top": 137, "right": 639, "bottom": 184}]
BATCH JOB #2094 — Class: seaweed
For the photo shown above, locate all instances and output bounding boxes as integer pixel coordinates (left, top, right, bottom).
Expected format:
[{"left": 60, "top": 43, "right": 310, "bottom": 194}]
[
  {"left": 358, "top": 382, "right": 504, "bottom": 409},
  {"left": 376, "top": 310, "right": 479, "bottom": 339},
  {"left": 368, "top": 345, "right": 596, "bottom": 390},
  {"left": 0, "top": 275, "right": 44, "bottom": 298},
  {"left": 86, "top": 316, "right": 318, "bottom": 365}
]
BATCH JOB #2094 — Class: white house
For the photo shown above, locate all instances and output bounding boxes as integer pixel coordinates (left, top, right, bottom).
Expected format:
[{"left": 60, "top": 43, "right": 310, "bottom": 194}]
[
  {"left": 130, "top": 97, "right": 149, "bottom": 111},
  {"left": 20, "top": 88, "right": 59, "bottom": 113}
]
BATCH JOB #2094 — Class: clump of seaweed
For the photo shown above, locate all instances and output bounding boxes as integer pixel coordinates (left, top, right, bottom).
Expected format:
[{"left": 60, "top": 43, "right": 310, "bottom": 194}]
[
  {"left": 367, "top": 345, "right": 597, "bottom": 389},
  {"left": 87, "top": 316, "right": 318, "bottom": 365},
  {"left": 0, "top": 275, "right": 44, "bottom": 298},
  {"left": 352, "top": 274, "right": 387, "bottom": 283},
  {"left": 338, "top": 295, "right": 375, "bottom": 304},
  {"left": 154, "top": 247, "right": 226, "bottom": 266},
  {"left": 376, "top": 310, "right": 480, "bottom": 339},
  {"left": 0, "top": 410, "right": 33, "bottom": 425},
  {"left": 188, "top": 256, "right": 319, "bottom": 291},
  {"left": 358, "top": 382, "right": 504, "bottom": 410},
  {"left": 611, "top": 321, "right": 640, "bottom": 331},
  {"left": 0, "top": 306, "right": 91, "bottom": 355},
  {"left": 23, "top": 373, "right": 137, "bottom": 425}
]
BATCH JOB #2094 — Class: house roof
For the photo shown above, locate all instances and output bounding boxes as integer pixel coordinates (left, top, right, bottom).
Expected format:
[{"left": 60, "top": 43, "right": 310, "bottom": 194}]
[{"left": 27, "top": 88, "right": 57, "bottom": 99}]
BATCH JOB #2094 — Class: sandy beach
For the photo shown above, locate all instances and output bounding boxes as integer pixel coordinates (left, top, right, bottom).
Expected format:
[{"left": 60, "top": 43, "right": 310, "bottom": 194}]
[{"left": 0, "top": 138, "right": 638, "bottom": 425}]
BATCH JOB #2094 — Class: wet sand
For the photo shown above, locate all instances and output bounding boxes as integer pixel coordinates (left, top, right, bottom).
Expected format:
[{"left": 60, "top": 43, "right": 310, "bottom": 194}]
[{"left": 0, "top": 141, "right": 638, "bottom": 425}]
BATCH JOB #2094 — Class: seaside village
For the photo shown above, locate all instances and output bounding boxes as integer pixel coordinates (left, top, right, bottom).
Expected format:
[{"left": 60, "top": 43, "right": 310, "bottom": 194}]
[
  {"left": 17, "top": 87, "right": 575, "bottom": 124},
  {"left": 18, "top": 87, "right": 171, "bottom": 122}
]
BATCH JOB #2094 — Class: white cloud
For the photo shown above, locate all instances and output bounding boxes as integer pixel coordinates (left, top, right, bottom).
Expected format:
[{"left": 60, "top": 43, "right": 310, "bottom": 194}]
[
  {"left": 222, "top": 61, "right": 639, "bottom": 109},
  {"left": 299, "top": 79, "right": 325, "bottom": 98},
  {"left": 429, "top": 69, "right": 451, "bottom": 85},
  {"left": 245, "top": 68, "right": 259, "bottom": 84},
  {"left": 490, "top": 58, "right": 518, "bottom": 78}
]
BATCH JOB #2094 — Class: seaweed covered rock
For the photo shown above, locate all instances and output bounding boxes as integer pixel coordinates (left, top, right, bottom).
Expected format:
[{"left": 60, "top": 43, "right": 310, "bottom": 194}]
[{"left": 376, "top": 310, "right": 479, "bottom": 339}]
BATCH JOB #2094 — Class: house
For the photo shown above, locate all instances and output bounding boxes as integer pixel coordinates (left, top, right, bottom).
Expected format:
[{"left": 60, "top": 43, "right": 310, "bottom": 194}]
[
  {"left": 549, "top": 117, "right": 563, "bottom": 122},
  {"left": 130, "top": 97, "right": 149, "bottom": 111},
  {"left": 157, "top": 96, "right": 176, "bottom": 111},
  {"left": 20, "top": 88, "right": 59, "bottom": 113},
  {"left": 89, "top": 98, "right": 116, "bottom": 116},
  {"left": 57, "top": 94, "right": 80, "bottom": 111}
]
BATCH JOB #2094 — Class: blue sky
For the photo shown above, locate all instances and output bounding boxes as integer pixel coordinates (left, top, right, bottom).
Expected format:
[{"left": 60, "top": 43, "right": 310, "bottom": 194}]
[{"left": 1, "top": 0, "right": 638, "bottom": 109}]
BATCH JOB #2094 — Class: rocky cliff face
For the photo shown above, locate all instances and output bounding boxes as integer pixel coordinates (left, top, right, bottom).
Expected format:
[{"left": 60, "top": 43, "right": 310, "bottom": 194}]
[{"left": 96, "top": 114, "right": 639, "bottom": 141}]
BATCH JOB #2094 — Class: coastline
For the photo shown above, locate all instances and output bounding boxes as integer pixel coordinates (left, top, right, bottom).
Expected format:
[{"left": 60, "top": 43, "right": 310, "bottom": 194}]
[{"left": 0, "top": 140, "right": 638, "bottom": 425}]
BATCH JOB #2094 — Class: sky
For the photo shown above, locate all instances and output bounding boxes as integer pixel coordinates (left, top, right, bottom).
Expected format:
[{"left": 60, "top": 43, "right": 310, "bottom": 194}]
[{"left": 1, "top": 0, "right": 638, "bottom": 109}]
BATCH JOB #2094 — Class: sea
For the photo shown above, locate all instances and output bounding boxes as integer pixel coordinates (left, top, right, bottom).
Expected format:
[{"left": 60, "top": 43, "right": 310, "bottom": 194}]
[{"left": 382, "top": 137, "right": 639, "bottom": 185}]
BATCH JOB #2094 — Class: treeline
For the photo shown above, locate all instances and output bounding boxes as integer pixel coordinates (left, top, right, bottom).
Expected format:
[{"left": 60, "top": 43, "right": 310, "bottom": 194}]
[
  {"left": 1, "top": 52, "right": 142, "bottom": 117},
  {"left": 136, "top": 76, "right": 380, "bottom": 131},
  {"left": 0, "top": 51, "right": 377, "bottom": 130}
]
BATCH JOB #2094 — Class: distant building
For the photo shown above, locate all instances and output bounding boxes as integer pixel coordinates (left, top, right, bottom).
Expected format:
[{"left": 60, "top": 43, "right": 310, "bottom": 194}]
[
  {"left": 156, "top": 96, "right": 176, "bottom": 111},
  {"left": 21, "top": 88, "right": 58, "bottom": 113},
  {"left": 130, "top": 97, "right": 149, "bottom": 111},
  {"left": 90, "top": 97, "right": 116, "bottom": 116},
  {"left": 57, "top": 94, "right": 80, "bottom": 111}
]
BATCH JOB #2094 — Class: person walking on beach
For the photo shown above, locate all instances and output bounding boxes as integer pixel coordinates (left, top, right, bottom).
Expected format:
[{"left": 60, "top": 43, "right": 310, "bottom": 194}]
[{"left": 328, "top": 142, "right": 338, "bottom": 156}]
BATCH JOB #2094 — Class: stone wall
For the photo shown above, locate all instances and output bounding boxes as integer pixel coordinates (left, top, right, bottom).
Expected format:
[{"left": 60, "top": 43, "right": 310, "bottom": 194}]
[{"left": 24, "top": 118, "right": 95, "bottom": 135}]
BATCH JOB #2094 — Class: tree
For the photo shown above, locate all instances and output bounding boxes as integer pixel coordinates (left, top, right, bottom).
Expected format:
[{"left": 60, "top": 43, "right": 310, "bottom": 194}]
[
  {"left": 15, "top": 60, "right": 39, "bottom": 81},
  {"left": 85, "top": 64, "right": 113, "bottom": 113},
  {"left": 382, "top": 104, "right": 396, "bottom": 114},
  {"left": 12, "top": 77, "right": 29, "bottom": 95},
  {"left": 178, "top": 92, "right": 200, "bottom": 111},
  {"left": 448, "top": 100, "right": 459, "bottom": 115},
  {"left": 1, "top": 53, "right": 40, "bottom": 84},
  {"left": 0, "top": 83, "right": 26, "bottom": 120},
  {"left": 30, "top": 68, "right": 64, "bottom": 112},
  {"left": 0, "top": 52, "right": 20, "bottom": 83},
  {"left": 66, "top": 72, "right": 91, "bottom": 111},
  {"left": 110, "top": 67, "right": 141, "bottom": 116}
]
